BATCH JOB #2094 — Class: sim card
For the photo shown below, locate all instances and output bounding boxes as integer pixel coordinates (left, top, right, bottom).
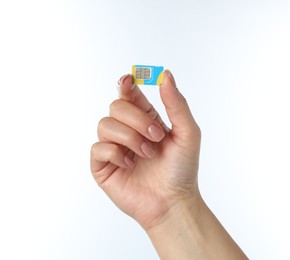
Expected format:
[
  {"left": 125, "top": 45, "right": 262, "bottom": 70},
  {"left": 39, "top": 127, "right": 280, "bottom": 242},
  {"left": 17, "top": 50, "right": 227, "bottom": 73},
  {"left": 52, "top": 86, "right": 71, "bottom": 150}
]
[{"left": 132, "top": 65, "right": 164, "bottom": 85}]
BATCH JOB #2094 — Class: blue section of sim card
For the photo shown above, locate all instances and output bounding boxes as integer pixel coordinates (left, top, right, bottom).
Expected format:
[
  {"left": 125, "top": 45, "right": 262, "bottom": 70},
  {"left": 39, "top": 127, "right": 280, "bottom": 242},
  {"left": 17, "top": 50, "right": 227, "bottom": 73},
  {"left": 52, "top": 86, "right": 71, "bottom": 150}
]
[{"left": 132, "top": 65, "right": 164, "bottom": 85}]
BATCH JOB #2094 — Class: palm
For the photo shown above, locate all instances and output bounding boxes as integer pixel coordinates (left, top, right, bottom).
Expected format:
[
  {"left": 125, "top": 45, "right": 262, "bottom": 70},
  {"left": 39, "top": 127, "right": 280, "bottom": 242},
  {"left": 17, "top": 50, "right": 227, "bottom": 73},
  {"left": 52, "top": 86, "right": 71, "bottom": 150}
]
[{"left": 100, "top": 132, "right": 198, "bottom": 229}]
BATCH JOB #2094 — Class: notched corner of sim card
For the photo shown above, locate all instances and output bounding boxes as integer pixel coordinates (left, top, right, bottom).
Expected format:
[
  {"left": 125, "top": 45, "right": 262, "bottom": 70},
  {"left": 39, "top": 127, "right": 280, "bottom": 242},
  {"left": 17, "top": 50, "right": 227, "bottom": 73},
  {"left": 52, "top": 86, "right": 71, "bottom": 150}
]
[{"left": 132, "top": 65, "right": 164, "bottom": 86}]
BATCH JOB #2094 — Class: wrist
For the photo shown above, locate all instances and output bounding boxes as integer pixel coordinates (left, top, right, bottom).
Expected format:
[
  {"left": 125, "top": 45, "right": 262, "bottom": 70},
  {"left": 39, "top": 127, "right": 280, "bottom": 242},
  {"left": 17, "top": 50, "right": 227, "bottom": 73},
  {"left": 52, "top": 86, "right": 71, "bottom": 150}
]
[
  {"left": 145, "top": 193, "right": 204, "bottom": 234},
  {"left": 145, "top": 193, "right": 206, "bottom": 259}
]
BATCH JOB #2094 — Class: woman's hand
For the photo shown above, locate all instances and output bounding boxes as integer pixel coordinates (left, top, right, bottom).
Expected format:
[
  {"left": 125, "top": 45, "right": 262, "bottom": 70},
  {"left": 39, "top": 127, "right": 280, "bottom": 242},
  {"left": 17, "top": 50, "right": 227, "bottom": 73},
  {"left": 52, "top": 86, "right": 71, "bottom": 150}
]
[
  {"left": 90, "top": 70, "right": 201, "bottom": 230},
  {"left": 90, "top": 70, "right": 248, "bottom": 259}
]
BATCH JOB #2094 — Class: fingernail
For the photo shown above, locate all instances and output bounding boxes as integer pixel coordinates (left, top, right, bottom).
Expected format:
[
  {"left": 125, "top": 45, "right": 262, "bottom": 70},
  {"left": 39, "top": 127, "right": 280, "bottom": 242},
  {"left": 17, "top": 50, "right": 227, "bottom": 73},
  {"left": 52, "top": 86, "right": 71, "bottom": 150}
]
[
  {"left": 124, "top": 155, "right": 135, "bottom": 168},
  {"left": 148, "top": 124, "right": 165, "bottom": 142},
  {"left": 166, "top": 70, "right": 177, "bottom": 88},
  {"left": 141, "top": 142, "right": 156, "bottom": 158},
  {"left": 118, "top": 74, "right": 131, "bottom": 85}
]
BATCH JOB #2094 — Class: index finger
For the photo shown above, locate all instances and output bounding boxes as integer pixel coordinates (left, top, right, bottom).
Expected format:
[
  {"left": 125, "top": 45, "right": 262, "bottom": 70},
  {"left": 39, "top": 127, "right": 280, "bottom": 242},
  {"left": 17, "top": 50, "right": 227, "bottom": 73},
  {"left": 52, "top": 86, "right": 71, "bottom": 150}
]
[
  {"left": 118, "top": 74, "right": 152, "bottom": 112},
  {"left": 117, "top": 74, "right": 169, "bottom": 132}
]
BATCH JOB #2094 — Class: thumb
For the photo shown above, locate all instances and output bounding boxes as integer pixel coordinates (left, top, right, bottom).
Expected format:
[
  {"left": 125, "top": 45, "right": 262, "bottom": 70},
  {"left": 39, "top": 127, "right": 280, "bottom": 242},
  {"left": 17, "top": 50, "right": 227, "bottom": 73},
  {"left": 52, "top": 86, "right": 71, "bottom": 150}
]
[{"left": 159, "top": 70, "right": 200, "bottom": 140}]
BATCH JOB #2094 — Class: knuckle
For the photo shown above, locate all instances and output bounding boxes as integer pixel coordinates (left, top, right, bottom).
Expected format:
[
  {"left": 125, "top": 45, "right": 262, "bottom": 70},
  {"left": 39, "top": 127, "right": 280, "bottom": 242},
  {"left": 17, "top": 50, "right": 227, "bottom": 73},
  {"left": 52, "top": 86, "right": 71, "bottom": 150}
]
[
  {"left": 90, "top": 142, "right": 97, "bottom": 155},
  {"left": 109, "top": 145, "right": 122, "bottom": 159},
  {"left": 109, "top": 99, "right": 122, "bottom": 114},
  {"left": 97, "top": 117, "right": 110, "bottom": 135},
  {"left": 134, "top": 112, "right": 146, "bottom": 124},
  {"left": 122, "top": 131, "right": 140, "bottom": 147},
  {"left": 90, "top": 142, "right": 102, "bottom": 158}
]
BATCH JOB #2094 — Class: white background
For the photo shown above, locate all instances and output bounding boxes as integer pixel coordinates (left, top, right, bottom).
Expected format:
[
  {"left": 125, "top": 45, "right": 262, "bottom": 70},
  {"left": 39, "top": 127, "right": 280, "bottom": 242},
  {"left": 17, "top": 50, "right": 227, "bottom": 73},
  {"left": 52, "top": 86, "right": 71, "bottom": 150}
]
[{"left": 1, "top": 0, "right": 290, "bottom": 259}]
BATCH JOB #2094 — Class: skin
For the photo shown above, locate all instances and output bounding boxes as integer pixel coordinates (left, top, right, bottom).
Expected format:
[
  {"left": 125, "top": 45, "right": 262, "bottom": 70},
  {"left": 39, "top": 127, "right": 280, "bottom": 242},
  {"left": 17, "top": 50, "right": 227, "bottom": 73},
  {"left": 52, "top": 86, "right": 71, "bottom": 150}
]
[{"left": 90, "top": 70, "right": 248, "bottom": 259}]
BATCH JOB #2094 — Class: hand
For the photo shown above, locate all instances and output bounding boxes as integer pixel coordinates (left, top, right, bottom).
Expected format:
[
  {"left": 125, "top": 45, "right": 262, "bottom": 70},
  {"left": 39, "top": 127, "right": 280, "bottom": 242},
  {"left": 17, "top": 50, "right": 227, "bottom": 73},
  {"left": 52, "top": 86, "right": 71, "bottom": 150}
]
[
  {"left": 90, "top": 70, "right": 201, "bottom": 230},
  {"left": 91, "top": 70, "right": 248, "bottom": 259}
]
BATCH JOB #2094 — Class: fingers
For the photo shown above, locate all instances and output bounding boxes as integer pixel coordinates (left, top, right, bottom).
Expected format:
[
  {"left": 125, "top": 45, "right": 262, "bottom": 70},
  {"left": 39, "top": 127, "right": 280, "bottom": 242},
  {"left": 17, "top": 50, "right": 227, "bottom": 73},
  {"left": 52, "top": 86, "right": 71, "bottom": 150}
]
[
  {"left": 90, "top": 142, "right": 135, "bottom": 185},
  {"left": 92, "top": 70, "right": 199, "bottom": 176},
  {"left": 90, "top": 142, "right": 134, "bottom": 171},
  {"left": 109, "top": 99, "right": 165, "bottom": 142},
  {"left": 118, "top": 74, "right": 169, "bottom": 132},
  {"left": 92, "top": 89, "right": 167, "bottom": 176},
  {"left": 98, "top": 117, "right": 157, "bottom": 159},
  {"left": 159, "top": 70, "right": 201, "bottom": 140}
]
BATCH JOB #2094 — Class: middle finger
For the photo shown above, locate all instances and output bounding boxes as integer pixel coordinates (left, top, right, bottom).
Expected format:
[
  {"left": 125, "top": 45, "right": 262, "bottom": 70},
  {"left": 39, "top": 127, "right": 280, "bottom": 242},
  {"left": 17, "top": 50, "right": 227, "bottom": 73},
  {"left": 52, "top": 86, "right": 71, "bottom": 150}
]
[{"left": 109, "top": 99, "right": 165, "bottom": 142}]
